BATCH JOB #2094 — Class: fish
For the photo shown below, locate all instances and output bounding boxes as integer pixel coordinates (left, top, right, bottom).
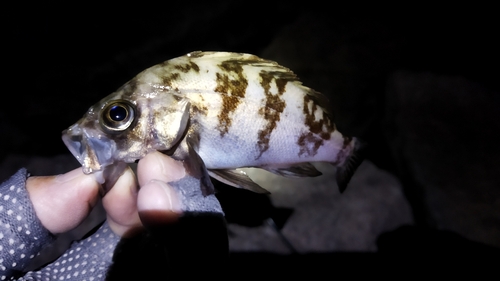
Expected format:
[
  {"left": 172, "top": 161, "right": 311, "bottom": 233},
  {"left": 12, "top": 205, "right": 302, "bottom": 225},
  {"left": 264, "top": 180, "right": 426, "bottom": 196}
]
[{"left": 62, "top": 51, "right": 364, "bottom": 195}]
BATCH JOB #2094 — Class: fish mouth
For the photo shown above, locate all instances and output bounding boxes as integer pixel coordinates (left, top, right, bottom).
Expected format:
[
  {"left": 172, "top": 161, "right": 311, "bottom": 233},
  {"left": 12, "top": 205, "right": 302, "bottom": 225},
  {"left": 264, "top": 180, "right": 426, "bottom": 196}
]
[{"left": 62, "top": 123, "right": 117, "bottom": 176}]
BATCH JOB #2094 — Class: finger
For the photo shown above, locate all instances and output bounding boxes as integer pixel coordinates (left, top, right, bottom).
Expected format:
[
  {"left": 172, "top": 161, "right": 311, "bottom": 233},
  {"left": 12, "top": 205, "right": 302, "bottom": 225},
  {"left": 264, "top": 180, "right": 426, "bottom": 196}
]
[
  {"left": 102, "top": 166, "right": 143, "bottom": 237},
  {"left": 137, "top": 151, "right": 185, "bottom": 186},
  {"left": 26, "top": 168, "right": 100, "bottom": 234},
  {"left": 136, "top": 152, "right": 185, "bottom": 227},
  {"left": 137, "top": 180, "right": 181, "bottom": 226}
]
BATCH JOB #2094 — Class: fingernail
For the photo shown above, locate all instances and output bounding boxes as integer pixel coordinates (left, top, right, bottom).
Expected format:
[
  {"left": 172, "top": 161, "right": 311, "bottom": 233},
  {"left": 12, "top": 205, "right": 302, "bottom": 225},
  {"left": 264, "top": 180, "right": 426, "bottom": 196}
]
[
  {"left": 154, "top": 152, "right": 186, "bottom": 182},
  {"left": 137, "top": 180, "right": 182, "bottom": 212},
  {"left": 55, "top": 168, "right": 84, "bottom": 183},
  {"left": 138, "top": 180, "right": 182, "bottom": 226}
]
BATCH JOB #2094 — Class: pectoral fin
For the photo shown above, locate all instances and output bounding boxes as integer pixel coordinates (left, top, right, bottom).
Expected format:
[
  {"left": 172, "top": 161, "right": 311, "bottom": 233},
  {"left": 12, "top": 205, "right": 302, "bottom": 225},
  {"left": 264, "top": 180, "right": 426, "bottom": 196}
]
[
  {"left": 172, "top": 133, "right": 215, "bottom": 196},
  {"left": 155, "top": 98, "right": 191, "bottom": 151},
  {"left": 262, "top": 162, "right": 322, "bottom": 178},
  {"left": 208, "top": 169, "right": 270, "bottom": 194}
]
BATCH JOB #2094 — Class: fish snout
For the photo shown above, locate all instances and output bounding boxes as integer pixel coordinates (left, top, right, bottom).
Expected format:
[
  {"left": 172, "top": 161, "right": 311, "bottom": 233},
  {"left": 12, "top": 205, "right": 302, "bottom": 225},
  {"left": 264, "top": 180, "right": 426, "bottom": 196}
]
[{"left": 62, "top": 125, "right": 117, "bottom": 175}]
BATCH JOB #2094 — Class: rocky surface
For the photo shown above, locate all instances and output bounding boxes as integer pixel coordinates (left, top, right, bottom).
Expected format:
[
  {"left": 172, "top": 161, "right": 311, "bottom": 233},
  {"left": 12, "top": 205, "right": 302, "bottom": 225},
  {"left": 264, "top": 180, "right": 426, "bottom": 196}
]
[{"left": 229, "top": 161, "right": 412, "bottom": 253}]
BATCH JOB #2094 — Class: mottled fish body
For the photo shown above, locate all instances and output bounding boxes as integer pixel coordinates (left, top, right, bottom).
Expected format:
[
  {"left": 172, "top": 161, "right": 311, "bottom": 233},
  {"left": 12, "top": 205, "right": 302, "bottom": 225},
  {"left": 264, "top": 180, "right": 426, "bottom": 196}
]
[{"left": 63, "top": 51, "right": 364, "bottom": 194}]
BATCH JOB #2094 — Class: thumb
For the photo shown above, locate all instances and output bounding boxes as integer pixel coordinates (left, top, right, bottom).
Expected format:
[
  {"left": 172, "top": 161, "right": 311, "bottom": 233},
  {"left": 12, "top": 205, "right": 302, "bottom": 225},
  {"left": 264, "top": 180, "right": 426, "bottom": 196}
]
[{"left": 26, "top": 168, "right": 100, "bottom": 234}]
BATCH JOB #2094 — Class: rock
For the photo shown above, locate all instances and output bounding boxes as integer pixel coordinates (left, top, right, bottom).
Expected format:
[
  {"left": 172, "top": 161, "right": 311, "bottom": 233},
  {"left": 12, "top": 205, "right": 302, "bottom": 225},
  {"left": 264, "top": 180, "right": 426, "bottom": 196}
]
[{"left": 229, "top": 160, "right": 413, "bottom": 252}]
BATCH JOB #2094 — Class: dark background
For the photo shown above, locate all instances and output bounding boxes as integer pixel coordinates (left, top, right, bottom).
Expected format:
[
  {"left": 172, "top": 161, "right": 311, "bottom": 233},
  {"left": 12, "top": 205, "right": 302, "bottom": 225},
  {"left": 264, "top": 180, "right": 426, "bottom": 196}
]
[
  {"left": 2, "top": 4, "right": 498, "bottom": 160},
  {"left": 1, "top": 2, "right": 499, "bottom": 273}
]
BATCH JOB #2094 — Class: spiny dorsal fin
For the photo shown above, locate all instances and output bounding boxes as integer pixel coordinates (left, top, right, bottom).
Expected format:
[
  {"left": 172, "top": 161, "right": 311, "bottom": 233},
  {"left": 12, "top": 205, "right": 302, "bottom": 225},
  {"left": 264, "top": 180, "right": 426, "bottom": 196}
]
[
  {"left": 208, "top": 169, "right": 270, "bottom": 194},
  {"left": 188, "top": 51, "right": 334, "bottom": 118},
  {"left": 262, "top": 162, "right": 322, "bottom": 178},
  {"left": 236, "top": 55, "right": 334, "bottom": 121},
  {"left": 304, "top": 88, "right": 334, "bottom": 121}
]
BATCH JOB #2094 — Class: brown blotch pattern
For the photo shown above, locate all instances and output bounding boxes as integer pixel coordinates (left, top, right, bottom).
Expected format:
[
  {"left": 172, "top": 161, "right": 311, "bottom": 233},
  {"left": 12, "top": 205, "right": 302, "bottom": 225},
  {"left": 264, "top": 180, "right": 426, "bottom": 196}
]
[
  {"left": 297, "top": 132, "right": 324, "bottom": 157},
  {"left": 256, "top": 70, "right": 288, "bottom": 158},
  {"left": 174, "top": 61, "right": 200, "bottom": 73},
  {"left": 192, "top": 103, "right": 208, "bottom": 116},
  {"left": 214, "top": 60, "right": 248, "bottom": 136},
  {"left": 330, "top": 135, "right": 353, "bottom": 165},
  {"left": 172, "top": 94, "right": 183, "bottom": 102},
  {"left": 160, "top": 72, "right": 180, "bottom": 87},
  {"left": 192, "top": 96, "right": 208, "bottom": 116},
  {"left": 298, "top": 94, "right": 335, "bottom": 157}
]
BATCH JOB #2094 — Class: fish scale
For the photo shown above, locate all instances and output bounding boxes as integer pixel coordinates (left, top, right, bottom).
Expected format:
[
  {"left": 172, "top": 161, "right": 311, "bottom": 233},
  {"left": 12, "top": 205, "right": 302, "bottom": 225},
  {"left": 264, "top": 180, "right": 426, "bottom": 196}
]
[{"left": 62, "top": 51, "right": 364, "bottom": 194}]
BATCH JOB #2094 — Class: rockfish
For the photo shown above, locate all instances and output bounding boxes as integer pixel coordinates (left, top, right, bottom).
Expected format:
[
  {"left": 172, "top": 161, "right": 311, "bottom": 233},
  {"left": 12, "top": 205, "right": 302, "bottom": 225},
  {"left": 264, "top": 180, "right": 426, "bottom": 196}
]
[{"left": 62, "top": 51, "right": 364, "bottom": 195}]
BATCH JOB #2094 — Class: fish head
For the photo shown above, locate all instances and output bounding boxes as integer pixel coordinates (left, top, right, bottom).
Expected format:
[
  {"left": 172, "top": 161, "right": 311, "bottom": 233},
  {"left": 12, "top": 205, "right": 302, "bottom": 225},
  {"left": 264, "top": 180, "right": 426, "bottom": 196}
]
[
  {"left": 62, "top": 98, "right": 135, "bottom": 176},
  {"left": 62, "top": 78, "right": 191, "bottom": 183}
]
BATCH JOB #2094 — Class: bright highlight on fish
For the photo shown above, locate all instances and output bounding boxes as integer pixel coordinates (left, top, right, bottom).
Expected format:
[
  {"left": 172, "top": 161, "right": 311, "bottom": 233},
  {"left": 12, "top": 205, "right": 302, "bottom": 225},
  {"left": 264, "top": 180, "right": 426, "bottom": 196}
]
[{"left": 62, "top": 51, "right": 364, "bottom": 195}]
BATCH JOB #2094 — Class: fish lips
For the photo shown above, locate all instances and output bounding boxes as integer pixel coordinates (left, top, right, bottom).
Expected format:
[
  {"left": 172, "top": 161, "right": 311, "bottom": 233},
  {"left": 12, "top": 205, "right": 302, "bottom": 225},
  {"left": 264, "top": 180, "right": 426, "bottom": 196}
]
[{"left": 62, "top": 124, "right": 117, "bottom": 176}]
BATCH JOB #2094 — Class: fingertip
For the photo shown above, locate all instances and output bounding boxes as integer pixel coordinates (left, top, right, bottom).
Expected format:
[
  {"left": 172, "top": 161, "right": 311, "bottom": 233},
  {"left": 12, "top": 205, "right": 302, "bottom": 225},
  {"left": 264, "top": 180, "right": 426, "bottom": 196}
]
[
  {"left": 54, "top": 167, "right": 85, "bottom": 183},
  {"left": 51, "top": 170, "right": 101, "bottom": 208},
  {"left": 76, "top": 173, "right": 101, "bottom": 208},
  {"left": 108, "top": 166, "right": 138, "bottom": 197},
  {"left": 102, "top": 167, "right": 140, "bottom": 224},
  {"left": 137, "top": 180, "right": 182, "bottom": 226},
  {"left": 137, "top": 151, "right": 185, "bottom": 186},
  {"left": 103, "top": 166, "right": 144, "bottom": 236}
]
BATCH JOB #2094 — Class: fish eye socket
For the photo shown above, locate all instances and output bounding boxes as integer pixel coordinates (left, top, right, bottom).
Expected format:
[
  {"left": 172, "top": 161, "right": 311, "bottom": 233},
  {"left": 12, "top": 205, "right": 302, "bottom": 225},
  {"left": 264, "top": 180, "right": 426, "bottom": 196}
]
[{"left": 100, "top": 100, "right": 136, "bottom": 132}]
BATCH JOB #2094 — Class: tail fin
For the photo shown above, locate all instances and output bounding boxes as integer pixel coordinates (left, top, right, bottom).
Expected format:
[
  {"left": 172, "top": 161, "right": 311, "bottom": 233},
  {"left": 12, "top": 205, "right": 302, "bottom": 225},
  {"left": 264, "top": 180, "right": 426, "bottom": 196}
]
[{"left": 335, "top": 137, "right": 366, "bottom": 193}]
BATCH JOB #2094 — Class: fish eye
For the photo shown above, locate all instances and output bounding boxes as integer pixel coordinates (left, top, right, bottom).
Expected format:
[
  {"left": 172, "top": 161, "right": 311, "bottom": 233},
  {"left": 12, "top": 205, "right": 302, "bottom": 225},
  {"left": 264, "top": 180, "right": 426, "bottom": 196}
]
[
  {"left": 100, "top": 100, "right": 136, "bottom": 132},
  {"left": 109, "top": 105, "right": 128, "bottom": 121}
]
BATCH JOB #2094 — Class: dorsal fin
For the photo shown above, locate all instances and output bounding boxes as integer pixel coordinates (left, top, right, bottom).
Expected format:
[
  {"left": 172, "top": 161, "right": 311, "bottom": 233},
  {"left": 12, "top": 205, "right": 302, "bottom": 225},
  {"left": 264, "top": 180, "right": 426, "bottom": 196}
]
[{"left": 177, "top": 51, "right": 335, "bottom": 120}]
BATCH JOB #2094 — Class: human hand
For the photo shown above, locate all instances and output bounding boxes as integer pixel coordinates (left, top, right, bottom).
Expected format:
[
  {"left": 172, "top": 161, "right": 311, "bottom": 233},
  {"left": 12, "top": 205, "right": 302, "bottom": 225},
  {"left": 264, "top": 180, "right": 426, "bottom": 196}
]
[
  {"left": 103, "top": 151, "right": 186, "bottom": 236},
  {"left": 2, "top": 151, "right": 224, "bottom": 280},
  {"left": 26, "top": 151, "right": 185, "bottom": 236}
]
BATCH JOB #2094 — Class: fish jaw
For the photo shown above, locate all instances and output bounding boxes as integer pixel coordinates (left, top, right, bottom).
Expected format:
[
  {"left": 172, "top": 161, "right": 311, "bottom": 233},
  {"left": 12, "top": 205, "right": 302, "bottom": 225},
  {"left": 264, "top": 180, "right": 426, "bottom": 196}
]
[{"left": 62, "top": 122, "right": 117, "bottom": 177}]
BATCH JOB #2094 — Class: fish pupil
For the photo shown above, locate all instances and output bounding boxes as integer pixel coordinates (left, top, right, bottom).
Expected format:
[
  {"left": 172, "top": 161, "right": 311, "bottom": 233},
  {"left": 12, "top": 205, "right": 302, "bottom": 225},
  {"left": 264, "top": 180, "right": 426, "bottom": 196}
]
[
  {"left": 99, "top": 100, "right": 136, "bottom": 133},
  {"left": 109, "top": 105, "right": 127, "bottom": 121}
]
